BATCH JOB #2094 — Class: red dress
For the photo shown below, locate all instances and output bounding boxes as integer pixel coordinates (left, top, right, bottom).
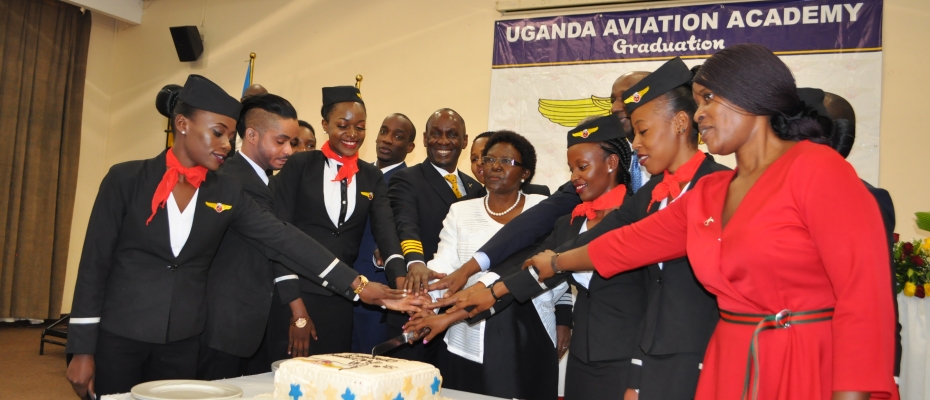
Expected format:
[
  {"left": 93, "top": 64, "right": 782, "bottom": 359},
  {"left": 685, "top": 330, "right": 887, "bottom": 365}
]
[{"left": 589, "top": 141, "right": 898, "bottom": 399}]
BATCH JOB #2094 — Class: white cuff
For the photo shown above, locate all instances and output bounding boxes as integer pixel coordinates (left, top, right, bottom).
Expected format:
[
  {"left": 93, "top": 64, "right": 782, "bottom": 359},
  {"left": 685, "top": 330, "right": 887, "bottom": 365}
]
[
  {"left": 274, "top": 274, "right": 298, "bottom": 283},
  {"left": 528, "top": 267, "right": 548, "bottom": 290},
  {"left": 631, "top": 358, "right": 643, "bottom": 366},
  {"left": 478, "top": 273, "right": 501, "bottom": 287},
  {"left": 383, "top": 254, "right": 404, "bottom": 267},
  {"left": 406, "top": 260, "right": 425, "bottom": 269},
  {"left": 70, "top": 317, "right": 101, "bottom": 324},
  {"left": 474, "top": 252, "right": 491, "bottom": 271}
]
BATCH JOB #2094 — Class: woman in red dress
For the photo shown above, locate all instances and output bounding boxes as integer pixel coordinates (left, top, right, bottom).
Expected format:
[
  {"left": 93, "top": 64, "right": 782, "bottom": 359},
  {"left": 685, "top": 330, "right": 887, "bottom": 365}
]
[{"left": 528, "top": 44, "right": 898, "bottom": 400}]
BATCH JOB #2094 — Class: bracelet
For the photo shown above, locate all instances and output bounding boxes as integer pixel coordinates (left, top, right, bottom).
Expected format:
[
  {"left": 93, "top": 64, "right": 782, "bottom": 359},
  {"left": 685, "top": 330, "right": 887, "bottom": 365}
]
[
  {"left": 489, "top": 284, "right": 501, "bottom": 301},
  {"left": 550, "top": 253, "right": 562, "bottom": 274},
  {"left": 353, "top": 275, "right": 370, "bottom": 295}
]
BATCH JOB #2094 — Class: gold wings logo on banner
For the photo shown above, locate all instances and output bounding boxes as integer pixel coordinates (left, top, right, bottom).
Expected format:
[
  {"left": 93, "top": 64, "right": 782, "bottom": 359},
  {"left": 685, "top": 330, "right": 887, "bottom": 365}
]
[{"left": 538, "top": 96, "right": 612, "bottom": 127}]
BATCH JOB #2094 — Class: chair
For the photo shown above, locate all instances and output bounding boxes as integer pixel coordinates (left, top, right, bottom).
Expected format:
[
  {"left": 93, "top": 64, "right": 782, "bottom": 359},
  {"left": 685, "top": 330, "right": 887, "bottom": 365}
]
[{"left": 40, "top": 314, "right": 69, "bottom": 355}]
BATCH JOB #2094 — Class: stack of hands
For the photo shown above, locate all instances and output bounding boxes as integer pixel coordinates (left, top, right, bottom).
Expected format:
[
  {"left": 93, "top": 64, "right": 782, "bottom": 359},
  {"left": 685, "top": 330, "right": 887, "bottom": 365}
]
[{"left": 399, "top": 250, "right": 569, "bottom": 358}]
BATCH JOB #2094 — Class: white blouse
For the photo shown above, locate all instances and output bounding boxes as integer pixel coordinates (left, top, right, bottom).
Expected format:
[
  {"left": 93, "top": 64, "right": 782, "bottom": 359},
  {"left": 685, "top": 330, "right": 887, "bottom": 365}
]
[
  {"left": 322, "top": 158, "right": 357, "bottom": 228},
  {"left": 166, "top": 190, "right": 198, "bottom": 257},
  {"left": 427, "top": 193, "right": 569, "bottom": 363}
]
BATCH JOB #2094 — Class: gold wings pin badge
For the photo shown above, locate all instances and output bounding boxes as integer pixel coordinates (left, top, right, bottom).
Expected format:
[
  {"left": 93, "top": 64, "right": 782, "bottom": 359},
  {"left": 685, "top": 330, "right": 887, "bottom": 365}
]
[
  {"left": 360, "top": 191, "right": 374, "bottom": 200},
  {"left": 538, "top": 95, "right": 612, "bottom": 127},
  {"left": 205, "top": 202, "right": 232, "bottom": 213}
]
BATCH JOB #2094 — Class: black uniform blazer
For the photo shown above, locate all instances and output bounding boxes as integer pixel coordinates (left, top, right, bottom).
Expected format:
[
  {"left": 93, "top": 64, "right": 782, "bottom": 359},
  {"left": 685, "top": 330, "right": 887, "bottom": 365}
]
[
  {"left": 499, "top": 212, "right": 647, "bottom": 363},
  {"left": 274, "top": 151, "right": 406, "bottom": 295},
  {"left": 475, "top": 181, "right": 580, "bottom": 266},
  {"left": 863, "top": 180, "right": 900, "bottom": 377},
  {"left": 387, "top": 160, "right": 481, "bottom": 268},
  {"left": 67, "top": 151, "right": 359, "bottom": 355},
  {"left": 202, "top": 153, "right": 300, "bottom": 357},
  {"left": 555, "top": 154, "right": 729, "bottom": 356}
]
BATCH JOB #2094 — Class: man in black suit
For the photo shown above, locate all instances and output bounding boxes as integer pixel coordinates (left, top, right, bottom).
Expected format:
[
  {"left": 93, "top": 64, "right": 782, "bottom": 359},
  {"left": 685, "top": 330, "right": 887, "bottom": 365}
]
[
  {"left": 351, "top": 113, "right": 416, "bottom": 352},
  {"left": 386, "top": 108, "right": 481, "bottom": 360},
  {"left": 197, "top": 93, "right": 308, "bottom": 380}
]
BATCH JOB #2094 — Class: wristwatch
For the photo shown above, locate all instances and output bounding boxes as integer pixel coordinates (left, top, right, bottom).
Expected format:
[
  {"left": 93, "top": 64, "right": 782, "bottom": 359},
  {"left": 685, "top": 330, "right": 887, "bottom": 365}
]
[
  {"left": 353, "top": 275, "right": 370, "bottom": 295},
  {"left": 293, "top": 317, "right": 308, "bottom": 328}
]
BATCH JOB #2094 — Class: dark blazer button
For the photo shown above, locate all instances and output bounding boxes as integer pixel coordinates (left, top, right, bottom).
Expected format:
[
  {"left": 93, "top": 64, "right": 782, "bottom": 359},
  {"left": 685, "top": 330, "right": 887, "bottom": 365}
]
[
  {"left": 656, "top": 277, "right": 662, "bottom": 284},
  {"left": 333, "top": 232, "right": 340, "bottom": 237},
  {"left": 169, "top": 264, "right": 178, "bottom": 271}
]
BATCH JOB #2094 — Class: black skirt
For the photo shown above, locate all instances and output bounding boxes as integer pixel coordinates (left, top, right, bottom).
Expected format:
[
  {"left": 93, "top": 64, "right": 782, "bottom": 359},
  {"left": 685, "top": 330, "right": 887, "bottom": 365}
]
[{"left": 443, "top": 299, "right": 559, "bottom": 400}]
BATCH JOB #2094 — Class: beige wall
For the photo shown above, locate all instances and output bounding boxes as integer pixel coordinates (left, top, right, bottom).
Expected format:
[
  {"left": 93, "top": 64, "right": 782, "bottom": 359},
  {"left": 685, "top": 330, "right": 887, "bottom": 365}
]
[{"left": 62, "top": 0, "right": 930, "bottom": 312}]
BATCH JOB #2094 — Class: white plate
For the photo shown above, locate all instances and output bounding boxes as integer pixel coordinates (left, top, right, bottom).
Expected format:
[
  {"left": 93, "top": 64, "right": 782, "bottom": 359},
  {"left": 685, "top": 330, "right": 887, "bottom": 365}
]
[
  {"left": 131, "top": 380, "right": 243, "bottom": 400},
  {"left": 270, "top": 359, "right": 284, "bottom": 372}
]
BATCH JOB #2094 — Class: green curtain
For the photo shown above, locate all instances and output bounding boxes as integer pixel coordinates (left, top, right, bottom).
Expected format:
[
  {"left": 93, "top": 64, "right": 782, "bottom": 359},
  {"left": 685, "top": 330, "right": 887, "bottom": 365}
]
[{"left": 0, "top": 0, "right": 91, "bottom": 319}]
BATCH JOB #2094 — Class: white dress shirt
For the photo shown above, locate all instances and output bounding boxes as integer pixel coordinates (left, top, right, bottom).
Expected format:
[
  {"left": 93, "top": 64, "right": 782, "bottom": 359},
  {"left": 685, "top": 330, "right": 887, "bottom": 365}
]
[
  {"left": 166, "top": 190, "right": 198, "bottom": 257},
  {"left": 379, "top": 161, "right": 404, "bottom": 174},
  {"left": 323, "top": 158, "right": 357, "bottom": 228},
  {"left": 239, "top": 151, "right": 269, "bottom": 186},
  {"left": 656, "top": 183, "right": 689, "bottom": 270}
]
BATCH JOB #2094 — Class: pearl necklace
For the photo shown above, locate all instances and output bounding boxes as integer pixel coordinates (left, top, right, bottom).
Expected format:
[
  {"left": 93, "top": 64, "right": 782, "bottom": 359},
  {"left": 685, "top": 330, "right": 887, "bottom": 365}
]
[{"left": 485, "top": 191, "right": 523, "bottom": 217}]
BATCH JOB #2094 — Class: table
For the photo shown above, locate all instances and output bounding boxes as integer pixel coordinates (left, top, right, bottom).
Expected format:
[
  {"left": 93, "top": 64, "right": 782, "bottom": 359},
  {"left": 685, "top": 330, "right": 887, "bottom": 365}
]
[
  {"left": 103, "top": 372, "right": 506, "bottom": 400},
  {"left": 898, "top": 293, "right": 930, "bottom": 400}
]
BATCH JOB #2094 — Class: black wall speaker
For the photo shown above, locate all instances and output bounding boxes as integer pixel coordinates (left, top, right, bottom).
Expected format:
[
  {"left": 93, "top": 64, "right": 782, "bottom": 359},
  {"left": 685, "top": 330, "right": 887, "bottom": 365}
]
[{"left": 169, "top": 26, "right": 203, "bottom": 62}]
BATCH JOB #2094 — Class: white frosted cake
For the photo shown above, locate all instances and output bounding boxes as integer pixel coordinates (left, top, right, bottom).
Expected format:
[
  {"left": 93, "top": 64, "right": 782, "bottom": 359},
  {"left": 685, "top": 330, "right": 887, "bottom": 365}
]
[{"left": 272, "top": 353, "right": 443, "bottom": 400}]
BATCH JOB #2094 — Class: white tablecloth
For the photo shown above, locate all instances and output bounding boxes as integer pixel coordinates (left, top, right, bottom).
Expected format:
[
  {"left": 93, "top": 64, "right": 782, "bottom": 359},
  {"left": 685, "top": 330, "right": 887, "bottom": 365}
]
[
  {"left": 103, "top": 372, "right": 506, "bottom": 400},
  {"left": 899, "top": 293, "right": 930, "bottom": 400}
]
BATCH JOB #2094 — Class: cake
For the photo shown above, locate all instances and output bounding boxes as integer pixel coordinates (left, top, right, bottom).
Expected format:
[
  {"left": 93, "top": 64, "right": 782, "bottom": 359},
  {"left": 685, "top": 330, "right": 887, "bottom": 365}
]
[{"left": 272, "top": 353, "right": 443, "bottom": 400}]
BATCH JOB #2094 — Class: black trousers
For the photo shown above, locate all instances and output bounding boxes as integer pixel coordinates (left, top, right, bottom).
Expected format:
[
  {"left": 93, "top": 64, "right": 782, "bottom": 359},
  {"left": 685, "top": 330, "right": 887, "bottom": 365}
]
[
  {"left": 636, "top": 352, "right": 704, "bottom": 400},
  {"left": 93, "top": 328, "right": 199, "bottom": 396},
  {"left": 266, "top": 291, "right": 353, "bottom": 362},
  {"left": 564, "top": 353, "right": 630, "bottom": 400},
  {"left": 196, "top": 334, "right": 270, "bottom": 380}
]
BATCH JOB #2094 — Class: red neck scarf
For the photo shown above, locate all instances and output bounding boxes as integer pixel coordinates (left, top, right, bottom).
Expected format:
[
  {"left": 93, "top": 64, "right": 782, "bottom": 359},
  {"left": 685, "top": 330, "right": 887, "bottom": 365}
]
[
  {"left": 647, "top": 151, "right": 706, "bottom": 212},
  {"left": 571, "top": 184, "right": 628, "bottom": 223},
  {"left": 321, "top": 141, "right": 359, "bottom": 184},
  {"left": 147, "top": 148, "right": 208, "bottom": 225}
]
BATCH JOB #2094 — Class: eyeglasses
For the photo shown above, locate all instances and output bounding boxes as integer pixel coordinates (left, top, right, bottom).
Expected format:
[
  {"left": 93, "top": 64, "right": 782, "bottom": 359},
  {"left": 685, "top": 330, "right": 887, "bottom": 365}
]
[{"left": 481, "top": 156, "right": 523, "bottom": 167}]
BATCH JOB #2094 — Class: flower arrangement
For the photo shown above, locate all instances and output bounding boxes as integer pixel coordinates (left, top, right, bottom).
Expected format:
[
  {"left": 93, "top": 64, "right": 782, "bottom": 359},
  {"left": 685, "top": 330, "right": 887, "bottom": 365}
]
[{"left": 895, "top": 234, "right": 930, "bottom": 298}]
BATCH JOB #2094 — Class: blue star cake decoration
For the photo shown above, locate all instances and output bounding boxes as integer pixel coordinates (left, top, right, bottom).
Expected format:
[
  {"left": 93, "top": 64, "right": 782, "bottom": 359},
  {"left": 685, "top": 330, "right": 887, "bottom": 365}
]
[{"left": 289, "top": 383, "right": 303, "bottom": 400}]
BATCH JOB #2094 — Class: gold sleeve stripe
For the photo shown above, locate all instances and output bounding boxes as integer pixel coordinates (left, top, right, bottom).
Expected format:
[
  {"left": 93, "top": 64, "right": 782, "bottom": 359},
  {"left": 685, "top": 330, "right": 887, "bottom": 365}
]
[{"left": 402, "top": 249, "right": 424, "bottom": 255}]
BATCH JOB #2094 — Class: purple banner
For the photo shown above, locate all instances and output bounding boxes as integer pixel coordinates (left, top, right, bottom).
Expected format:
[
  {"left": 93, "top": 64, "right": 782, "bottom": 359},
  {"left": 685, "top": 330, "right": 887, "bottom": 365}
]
[{"left": 493, "top": 0, "right": 882, "bottom": 68}]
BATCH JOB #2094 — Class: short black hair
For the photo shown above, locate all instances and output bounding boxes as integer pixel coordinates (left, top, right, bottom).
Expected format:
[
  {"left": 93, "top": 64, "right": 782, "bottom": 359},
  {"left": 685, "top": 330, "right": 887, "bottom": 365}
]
[
  {"left": 389, "top": 113, "right": 417, "bottom": 142},
  {"left": 237, "top": 93, "right": 298, "bottom": 138},
  {"left": 297, "top": 120, "right": 315, "bottom": 135},
  {"left": 473, "top": 131, "right": 495, "bottom": 143},
  {"left": 321, "top": 101, "right": 366, "bottom": 121},
  {"left": 481, "top": 130, "right": 537, "bottom": 190},
  {"left": 660, "top": 85, "right": 699, "bottom": 147}
]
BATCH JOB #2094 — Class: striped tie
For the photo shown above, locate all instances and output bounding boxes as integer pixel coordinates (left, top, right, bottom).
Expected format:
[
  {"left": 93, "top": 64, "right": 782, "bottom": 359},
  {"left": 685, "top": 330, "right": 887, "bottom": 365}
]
[{"left": 445, "top": 174, "right": 463, "bottom": 198}]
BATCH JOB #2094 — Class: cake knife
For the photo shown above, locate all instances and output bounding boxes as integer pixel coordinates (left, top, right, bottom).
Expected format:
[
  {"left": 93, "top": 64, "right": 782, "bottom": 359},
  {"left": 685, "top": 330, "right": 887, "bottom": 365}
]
[{"left": 371, "top": 327, "right": 431, "bottom": 358}]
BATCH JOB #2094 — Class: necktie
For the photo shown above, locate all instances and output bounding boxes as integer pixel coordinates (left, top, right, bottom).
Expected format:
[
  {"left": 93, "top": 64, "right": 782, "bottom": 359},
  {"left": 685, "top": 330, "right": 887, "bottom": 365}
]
[
  {"left": 647, "top": 151, "right": 706, "bottom": 212},
  {"left": 147, "top": 149, "right": 208, "bottom": 225},
  {"left": 571, "top": 184, "right": 627, "bottom": 223},
  {"left": 630, "top": 154, "right": 643, "bottom": 194},
  {"left": 445, "top": 174, "right": 463, "bottom": 198},
  {"left": 337, "top": 165, "right": 348, "bottom": 228}
]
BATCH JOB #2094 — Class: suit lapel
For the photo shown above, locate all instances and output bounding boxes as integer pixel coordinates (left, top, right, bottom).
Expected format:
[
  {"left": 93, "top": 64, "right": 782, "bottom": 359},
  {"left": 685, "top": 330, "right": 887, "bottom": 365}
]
[
  {"left": 420, "top": 161, "right": 458, "bottom": 205},
  {"left": 457, "top": 170, "right": 480, "bottom": 198},
  {"left": 144, "top": 152, "right": 177, "bottom": 261}
]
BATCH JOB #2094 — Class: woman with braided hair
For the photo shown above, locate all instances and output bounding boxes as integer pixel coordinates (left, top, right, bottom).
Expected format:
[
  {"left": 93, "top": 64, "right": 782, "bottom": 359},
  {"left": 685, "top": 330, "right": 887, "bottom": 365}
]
[{"left": 527, "top": 44, "right": 898, "bottom": 400}]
